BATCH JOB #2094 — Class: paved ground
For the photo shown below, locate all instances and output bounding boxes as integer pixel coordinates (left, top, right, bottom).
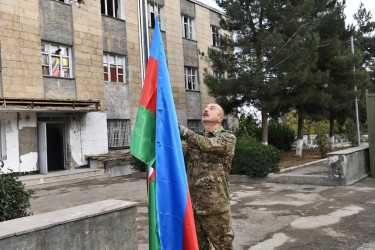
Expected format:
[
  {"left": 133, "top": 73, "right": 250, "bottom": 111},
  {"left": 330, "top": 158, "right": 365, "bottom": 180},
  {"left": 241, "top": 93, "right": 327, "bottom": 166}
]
[{"left": 29, "top": 175, "right": 375, "bottom": 250}]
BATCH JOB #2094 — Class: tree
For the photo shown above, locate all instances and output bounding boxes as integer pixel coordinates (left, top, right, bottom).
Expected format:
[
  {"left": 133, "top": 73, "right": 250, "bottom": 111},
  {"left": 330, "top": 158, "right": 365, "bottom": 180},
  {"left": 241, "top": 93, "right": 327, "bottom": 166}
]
[
  {"left": 205, "top": 0, "right": 324, "bottom": 145},
  {"left": 316, "top": 2, "right": 356, "bottom": 145},
  {"left": 352, "top": 3, "right": 375, "bottom": 123}
]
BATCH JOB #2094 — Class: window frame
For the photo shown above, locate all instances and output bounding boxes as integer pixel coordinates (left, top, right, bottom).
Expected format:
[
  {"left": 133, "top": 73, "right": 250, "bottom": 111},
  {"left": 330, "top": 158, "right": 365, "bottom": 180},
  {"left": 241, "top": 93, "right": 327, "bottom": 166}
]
[
  {"left": 181, "top": 16, "right": 196, "bottom": 40},
  {"left": 213, "top": 71, "right": 224, "bottom": 80},
  {"left": 211, "top": 25, "right": 221, "bottom": 47},
  {"left": 107, "top": 119, "right": 131, "bottom": 149},
  {"left": 185, "top": 67, "right": 199, "bottom": 91},
  {"left": 41, "top": 42, "right": 73, "bottom": 78},
  {"left": 101, "top": 0, "right": 125, "bottom": 20},
  {"left": 148, "top": 3, "right": 165, "bottom": 31},
  {"left": 103, "top": 53, "right": 126, "bottom": 83}
]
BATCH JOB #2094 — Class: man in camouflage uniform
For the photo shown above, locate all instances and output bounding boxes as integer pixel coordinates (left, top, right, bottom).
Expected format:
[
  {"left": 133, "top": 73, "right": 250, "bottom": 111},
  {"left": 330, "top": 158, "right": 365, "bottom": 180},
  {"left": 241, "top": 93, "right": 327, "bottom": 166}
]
[{"left": 179, "top": 103, "right": 236, "bottom": 250}]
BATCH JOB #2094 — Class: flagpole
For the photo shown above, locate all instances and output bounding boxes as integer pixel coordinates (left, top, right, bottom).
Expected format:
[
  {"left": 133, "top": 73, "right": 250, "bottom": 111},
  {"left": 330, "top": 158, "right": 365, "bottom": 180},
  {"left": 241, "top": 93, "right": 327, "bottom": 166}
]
[
  {"left": 138, "top": 0, "right": 150, "bottom": 86},
  {"left": 137, "top": 0, "right": 151, "bottom": 197}
]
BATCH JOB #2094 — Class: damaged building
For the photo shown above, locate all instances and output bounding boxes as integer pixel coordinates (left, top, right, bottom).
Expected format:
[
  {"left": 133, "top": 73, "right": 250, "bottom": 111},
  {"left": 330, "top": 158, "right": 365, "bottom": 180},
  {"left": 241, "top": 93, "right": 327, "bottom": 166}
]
[{"left": 0, "top": 0, "right": 235, "bottom": 175}]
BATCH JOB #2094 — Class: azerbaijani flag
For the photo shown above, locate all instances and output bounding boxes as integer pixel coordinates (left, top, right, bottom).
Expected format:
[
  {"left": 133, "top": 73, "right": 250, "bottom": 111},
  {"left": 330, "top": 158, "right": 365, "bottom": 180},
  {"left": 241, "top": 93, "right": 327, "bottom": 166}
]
[{"left": 130, "top": 15, "right": 198, "bottom": 250}]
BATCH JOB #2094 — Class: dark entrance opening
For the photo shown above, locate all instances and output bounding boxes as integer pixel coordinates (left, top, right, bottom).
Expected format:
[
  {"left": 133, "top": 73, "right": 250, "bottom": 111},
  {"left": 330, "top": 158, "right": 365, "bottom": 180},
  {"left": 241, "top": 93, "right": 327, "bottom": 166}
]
[{"left": 47, "top": 123, "right": 65, "bottom": 171}]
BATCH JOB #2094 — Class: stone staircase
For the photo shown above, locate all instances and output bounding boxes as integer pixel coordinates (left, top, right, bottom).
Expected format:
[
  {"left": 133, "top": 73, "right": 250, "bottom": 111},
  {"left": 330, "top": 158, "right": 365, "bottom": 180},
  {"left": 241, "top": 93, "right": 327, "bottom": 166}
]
[{"left": 19, "top": 168, "right": 109, "bottom": 189}]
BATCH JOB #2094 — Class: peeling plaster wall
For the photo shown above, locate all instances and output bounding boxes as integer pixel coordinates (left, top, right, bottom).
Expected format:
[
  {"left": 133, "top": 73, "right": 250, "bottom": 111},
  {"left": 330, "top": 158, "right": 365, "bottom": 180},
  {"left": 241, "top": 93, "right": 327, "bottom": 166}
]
[
  {"left": 1, "top": 112, "right": 38, "bottom": 173},
  {"left": 18, "top": 112, "right": 38, "bottom": 172},
  {"left": 80, "top": 112, "right": 108, "bottom": 165},
  {"left": 1, "top": 113, "right": 20, "bottom": 173},
  {"left": 67, "top": 114, "right": 83, "bottom": 168}
]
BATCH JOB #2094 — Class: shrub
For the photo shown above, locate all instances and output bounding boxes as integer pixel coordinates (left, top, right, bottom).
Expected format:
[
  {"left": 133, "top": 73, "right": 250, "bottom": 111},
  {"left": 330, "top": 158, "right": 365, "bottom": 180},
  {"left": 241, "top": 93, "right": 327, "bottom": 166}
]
[
  {"left": 316, "top": 128, "right": 331, "bottom": 158},
  {"left": 235, "top": 115, "right": 259, "bottom": 139},
  {"left": 344, "top": 118, "right": 359, "bottom": 147},
  {"left": 0, "top": 161, "right": 35, "bottom": 222},
  {"left": 255, "top": 123, "right": 296, "bottom": 151},
  {"left": 231, "top": 137, "right": 282, "bottom": 177}
]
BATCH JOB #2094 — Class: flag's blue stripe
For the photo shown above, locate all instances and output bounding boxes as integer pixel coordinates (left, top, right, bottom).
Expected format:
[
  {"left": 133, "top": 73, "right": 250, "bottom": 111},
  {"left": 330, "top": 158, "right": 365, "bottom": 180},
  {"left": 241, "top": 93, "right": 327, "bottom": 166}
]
[{"left": 153, "top": 16, "right": 189, "bottom": 250}]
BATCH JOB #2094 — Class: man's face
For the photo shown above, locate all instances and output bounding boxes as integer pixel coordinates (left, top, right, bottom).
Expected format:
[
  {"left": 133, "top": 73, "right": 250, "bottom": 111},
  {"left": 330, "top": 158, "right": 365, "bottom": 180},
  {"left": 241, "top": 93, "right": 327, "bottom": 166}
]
[{"left": 202, "top": 104, "right": 224, "bottom": 124}]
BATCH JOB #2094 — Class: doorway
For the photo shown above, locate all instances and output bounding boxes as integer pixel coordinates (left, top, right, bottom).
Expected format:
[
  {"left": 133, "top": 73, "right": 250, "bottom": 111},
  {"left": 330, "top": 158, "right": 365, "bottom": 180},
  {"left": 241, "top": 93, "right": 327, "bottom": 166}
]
[
  {"left": 46, "top": 123, "right": 65, "bottom": 171},
  {"left": 38, "top": 117, "right": 66, "bottom": 174}
]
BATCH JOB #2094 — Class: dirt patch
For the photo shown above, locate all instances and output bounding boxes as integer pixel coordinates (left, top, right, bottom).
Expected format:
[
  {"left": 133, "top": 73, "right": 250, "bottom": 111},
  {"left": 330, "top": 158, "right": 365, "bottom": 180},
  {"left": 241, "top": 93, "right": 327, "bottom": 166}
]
[{"left": 280, "top": 148, "right": 347, "bottom": 168}]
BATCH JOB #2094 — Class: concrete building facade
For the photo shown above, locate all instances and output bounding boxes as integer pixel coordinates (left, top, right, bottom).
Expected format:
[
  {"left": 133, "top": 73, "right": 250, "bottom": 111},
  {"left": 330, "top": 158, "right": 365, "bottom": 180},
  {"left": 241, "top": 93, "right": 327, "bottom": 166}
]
[{"left": 0, "top": 0, "right": 230, "bottom": 173}]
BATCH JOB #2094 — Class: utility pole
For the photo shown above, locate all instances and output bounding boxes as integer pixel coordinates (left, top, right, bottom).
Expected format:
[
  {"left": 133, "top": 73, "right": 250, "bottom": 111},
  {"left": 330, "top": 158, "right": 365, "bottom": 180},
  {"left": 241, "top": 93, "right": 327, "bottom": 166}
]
[{"left": 351, "top": 36, "right": 361, "bottom": 146}]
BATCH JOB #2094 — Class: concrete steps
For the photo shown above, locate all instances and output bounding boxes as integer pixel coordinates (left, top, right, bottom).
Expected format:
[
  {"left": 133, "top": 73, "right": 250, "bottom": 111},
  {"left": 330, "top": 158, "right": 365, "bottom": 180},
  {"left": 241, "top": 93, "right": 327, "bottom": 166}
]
[
  {"left": 231, "top": 159, "right": 340, "bottom": 186},
  {"left": 19, "top": 169, "right": 109, "bottom": 189}
]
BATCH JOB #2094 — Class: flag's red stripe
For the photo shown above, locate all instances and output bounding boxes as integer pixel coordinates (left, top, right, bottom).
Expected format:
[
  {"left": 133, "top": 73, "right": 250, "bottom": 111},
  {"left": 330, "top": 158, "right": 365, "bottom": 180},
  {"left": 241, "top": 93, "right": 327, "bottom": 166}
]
[
  {"left": 140, "top": 57, "right": 158, "bottom": 115},
  {"left": 182, "top": 188, "right": 199, "bottom": 250},
  {"left": 149, "top": 169, "right": 156, "bottom": 185}
]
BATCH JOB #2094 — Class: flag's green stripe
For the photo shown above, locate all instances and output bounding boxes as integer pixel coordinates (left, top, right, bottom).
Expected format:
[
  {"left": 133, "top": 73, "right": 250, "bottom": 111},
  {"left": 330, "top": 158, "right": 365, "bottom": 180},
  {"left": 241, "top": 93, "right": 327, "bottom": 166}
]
[
  {"left": 149, "top": 176, "right": 161, "bottom": 250},
  {"left": 130, "top": 105, "right": 156, "bottom": 167}
]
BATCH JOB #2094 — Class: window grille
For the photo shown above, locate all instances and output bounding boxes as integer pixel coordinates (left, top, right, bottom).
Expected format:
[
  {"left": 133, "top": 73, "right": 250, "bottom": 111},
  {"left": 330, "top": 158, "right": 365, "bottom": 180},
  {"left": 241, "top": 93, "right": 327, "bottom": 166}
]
[{"left": 107, "top": 119, "right": 131, "bottom": 148}]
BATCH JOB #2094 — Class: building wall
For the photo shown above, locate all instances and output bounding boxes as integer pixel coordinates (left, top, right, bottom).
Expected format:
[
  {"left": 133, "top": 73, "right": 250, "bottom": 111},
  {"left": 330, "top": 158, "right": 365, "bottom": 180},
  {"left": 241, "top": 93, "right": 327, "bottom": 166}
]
[
  {"left": 80, "top": 112, "right": 108, "bottom": 162},
  {"left": 0, "top": 0, "right": 44, "bottom": 99},
  {"left": 165, "top": 0, "right": 187, "bottom": 125},
  {"left": 72, "top": 0, "right": 105, "bottom": 106},
  {"left": 196, "top": 5, "right": 215, "bottom": 109},
  {"left": 39, "top": 0, "right": 77, "bottom": 99},
  {"left": 0, "top": 0, "right": 225, "bottom": 173}
]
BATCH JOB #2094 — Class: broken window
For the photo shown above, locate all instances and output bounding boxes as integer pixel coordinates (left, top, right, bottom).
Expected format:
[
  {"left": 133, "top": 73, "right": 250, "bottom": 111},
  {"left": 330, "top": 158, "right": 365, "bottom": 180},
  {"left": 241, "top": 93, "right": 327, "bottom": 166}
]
[
  {"left": 188, "top": 120, "right": 202, "bottom": 133},
  {"left": 185, "top": 67, "right": 199, "bottom": 91},
  {"left": 101, "top": 0, "right": 124, "bottom": 19},
  {"left": 211, "top": 25, "right": 221, "bottom": 47},
  {"left": 182, "top": 16, "right": 195, "bottom": 40},
  {"left": 107, "top": 119, "right": 130, "bottom": 148},
  {"left": 41, "top": 42, "right": 72, "bottom": 78},
  {"left": 148, "top": 3, "right": 165, "bottom": 31},
  {"left": 103, "top": 53, "right": 126, "bottom": 83}
]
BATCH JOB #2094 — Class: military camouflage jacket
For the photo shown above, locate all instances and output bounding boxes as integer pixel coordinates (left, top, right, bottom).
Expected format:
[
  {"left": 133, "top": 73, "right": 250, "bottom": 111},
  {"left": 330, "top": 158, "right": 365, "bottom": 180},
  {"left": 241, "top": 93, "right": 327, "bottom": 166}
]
[{"left": 181, "top": 126, "right": 236, "bottom": 215}]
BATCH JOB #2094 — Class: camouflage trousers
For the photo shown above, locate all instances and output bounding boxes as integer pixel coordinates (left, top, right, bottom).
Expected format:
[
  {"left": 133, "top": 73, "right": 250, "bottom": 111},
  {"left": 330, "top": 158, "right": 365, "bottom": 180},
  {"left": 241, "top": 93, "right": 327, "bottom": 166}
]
[{"left": 194, "top": 211, "right": 234, "bottom": 250}]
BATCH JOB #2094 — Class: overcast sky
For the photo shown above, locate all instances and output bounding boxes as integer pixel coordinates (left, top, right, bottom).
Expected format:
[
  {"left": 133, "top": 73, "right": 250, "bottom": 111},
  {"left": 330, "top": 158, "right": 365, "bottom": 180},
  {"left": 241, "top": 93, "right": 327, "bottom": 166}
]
[{"left": 203, "top": 0, "right": 375, "bottom": 26}]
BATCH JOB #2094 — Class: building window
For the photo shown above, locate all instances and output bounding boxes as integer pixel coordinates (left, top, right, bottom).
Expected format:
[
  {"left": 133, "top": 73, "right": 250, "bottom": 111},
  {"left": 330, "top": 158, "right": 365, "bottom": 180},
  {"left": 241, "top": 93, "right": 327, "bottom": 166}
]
[
  {"left": 0, "top": 121, "right": 6, "bottom": 160},
  {"left": 57, "top": 0, "right": 68, "bottom": 3},
  {"left": 148, "top": 4, "right": 165, "bottom": 30},
  {"left": 182, "top": 16, "right": 195, "bottom": 40},
  {"left": 211, "top": 25, "right": 221, "bottom": 47},
  {"left": 213, "top": 71, "right": 224, "bottom": 80},
  {"left": 107, "top": 119, "right": 131, "bottom": 148},
  {"left": 103, "top": 53, "right": 126, "bottom": 83},
  {"left": 41, "top": 42, "right": 72, "bottom": 78},
  {"left": 188, "top": 120, "right": 202, "bottom": 133},
  {"left": 185, "top": 67, "right": 199, "bottom": 91},
  {"left": 101, "top": 0, "right": 124, "bottom": 19}
]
